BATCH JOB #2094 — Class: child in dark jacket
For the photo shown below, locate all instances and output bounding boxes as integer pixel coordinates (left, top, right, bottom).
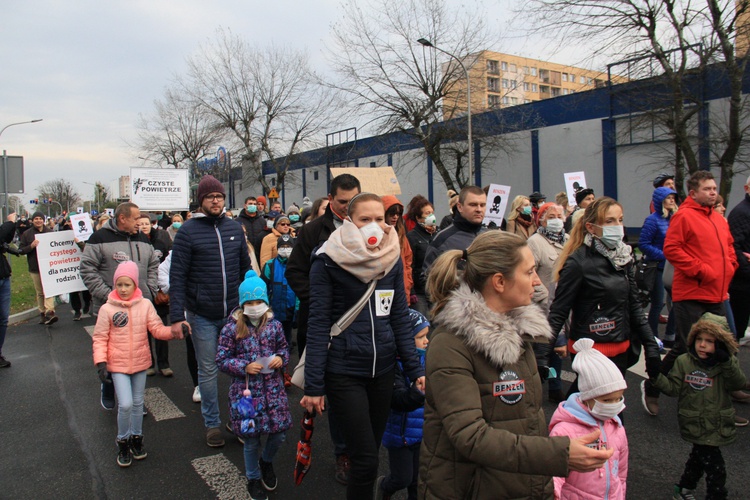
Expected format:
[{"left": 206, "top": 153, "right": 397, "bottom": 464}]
[
  {"left": 216, "top": 270, "right": 292, "bottom": 500},
  {"left": 376, "top": 309, "right": 429, "bottom": 500},
  {"left": 652, "top": 313, "right": 748, "bottom": 500}
]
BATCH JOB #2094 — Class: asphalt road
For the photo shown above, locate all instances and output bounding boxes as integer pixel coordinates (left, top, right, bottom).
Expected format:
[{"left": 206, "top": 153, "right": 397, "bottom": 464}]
[{"left": 2, "top": 310, "right": 750, "bottom": 499}]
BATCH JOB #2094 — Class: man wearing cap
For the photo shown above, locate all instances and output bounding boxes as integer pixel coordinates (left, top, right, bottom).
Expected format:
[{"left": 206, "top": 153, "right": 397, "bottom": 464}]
[
  {"left": 650, "top": 173, "right": 676, "bottom": 213},
  {"left": 169, "top": 174, "right": 251, "bottom": 448},
  {"left": 237, "top": 196, "right": 266, "bottom": 262},
  {"left": 564, "top": 188, "right": 595, "bottom": 233},
  {"left": 19, "top": 211, "right": 58, "bottom": 325},
  {"left": 528, "top": 191, "right": 546, "bottom": 222}
]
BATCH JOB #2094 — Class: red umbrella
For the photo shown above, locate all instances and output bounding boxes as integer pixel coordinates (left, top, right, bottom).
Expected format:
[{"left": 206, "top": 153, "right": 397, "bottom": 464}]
[{"left": 294, "top": 411, "right": 315, "bottom": 485}]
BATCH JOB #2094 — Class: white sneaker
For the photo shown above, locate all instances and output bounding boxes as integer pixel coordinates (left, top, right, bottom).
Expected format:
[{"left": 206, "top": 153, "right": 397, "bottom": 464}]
[
  {"left": 739, "top": 334, "right": 750, "bottom": 346},
  {"left": 192, "top": 386, "right": 201, "bottom": 403}
]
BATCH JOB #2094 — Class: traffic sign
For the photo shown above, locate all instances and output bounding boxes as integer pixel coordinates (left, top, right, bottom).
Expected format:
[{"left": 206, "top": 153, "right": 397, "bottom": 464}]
[{"left": 267, "top": 188, "right": 279, "bottom": 199}]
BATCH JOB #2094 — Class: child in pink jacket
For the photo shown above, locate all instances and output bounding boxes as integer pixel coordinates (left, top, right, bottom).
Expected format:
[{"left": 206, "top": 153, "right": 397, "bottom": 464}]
[
  {"left": 549, "top": 338, "right": 628, "bottom": 499},
  {"left": 92, "top": 261, "right": 182, "bottom": 468}
]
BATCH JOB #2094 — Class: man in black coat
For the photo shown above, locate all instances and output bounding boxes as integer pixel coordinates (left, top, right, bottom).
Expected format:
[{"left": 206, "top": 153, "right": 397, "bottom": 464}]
[
  {"left": 285, "top": 172, "right": 360, "bottom": 485},
  {"left": 729, "top": 175, "right": 750, "bottom": 345},
  {"left": 237, "top": 196, "right": 267, "bottom": 262},
  {"left": 0, "top": 212, "right": 19, "bottom": 367}
]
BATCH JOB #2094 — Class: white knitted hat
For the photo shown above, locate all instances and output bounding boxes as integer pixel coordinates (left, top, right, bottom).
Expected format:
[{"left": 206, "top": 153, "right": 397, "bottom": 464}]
[{"left": 572, "top": 338, "right": 627, "bottom": 401}]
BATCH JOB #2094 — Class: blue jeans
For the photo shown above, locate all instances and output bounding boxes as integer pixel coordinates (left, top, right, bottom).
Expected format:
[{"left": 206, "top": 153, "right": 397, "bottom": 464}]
[
  {"left": 186, "top": 312, "right": 226, "bottom": 429},
  {"left": 243, "top": 432, "right": 286, "bottom": 480},
  {"left": 111, "top": 370, "right": 147, "bottom": 440},
  {"left": 0, "top": 278, "right": 10, "bottom": 356},
  {"left": 648, "top": 268, "right": 675, "bottom": 340}
]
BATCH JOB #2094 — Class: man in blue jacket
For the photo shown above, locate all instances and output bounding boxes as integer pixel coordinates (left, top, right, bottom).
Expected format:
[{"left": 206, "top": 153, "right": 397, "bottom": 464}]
[{"left": 169, "top": 175, "right": 251, "bottom": 448}]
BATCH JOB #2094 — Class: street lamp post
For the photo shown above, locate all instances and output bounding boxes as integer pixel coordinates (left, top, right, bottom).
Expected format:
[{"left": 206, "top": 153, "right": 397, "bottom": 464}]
[
  {"left": 82, "top": 181, "right": 100, "bottom": 214},
  {"left": 0, "top": 119, "right": 43, "bottom": 218},
  {"left": 417, "top": 38, "right": 474, "bottom": 186}
]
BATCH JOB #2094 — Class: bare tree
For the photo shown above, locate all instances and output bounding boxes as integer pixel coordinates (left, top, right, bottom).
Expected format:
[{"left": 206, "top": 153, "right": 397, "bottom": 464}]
[
  {"left": 524, "top": 0, "right": 750, "bottom": 201},
  {"left": 131, "top": 87, "right": 222, "bottom": 175},
  {"left": 180, "top": 28, "right": 342, "bottom": 194},
  {"left": 37, "top": 179, "right": 81, "bottom": 214},
  {"left": 327, "top": 0, "right": 499, "bottom": 191}
]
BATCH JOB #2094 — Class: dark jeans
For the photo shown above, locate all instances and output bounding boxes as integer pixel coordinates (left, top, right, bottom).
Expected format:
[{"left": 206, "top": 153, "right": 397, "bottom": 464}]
[
  {"left": 150, "top": 309, "right": 170, "bottom": 370},
  {"left": 0, "top": 278, "right": 10, "bottom": 356},
  {"left": 280, "top": 319, "right": 293, "bottom": 347},
  {"left": 729, "top": 288, "right": 750, "bottom": 340},
  {"left": 645, "top": 300, "right": 725, "bottom": 398},
  {"left": 69, "top": 290, "right": 91, "bottom": 313},
  {"left": 383, "top": 443, "right": 420, "bottom": 499},
  {"left": 648, "top": 268, "right": 675, "bottom": 340},
  {"left": 185, "top": 334, "right": 198, "bottom": 387},
  {"left": 325, "top": 369, "right": 395, "bottom": 500},
  {"left": 679, "top": 444, "right": 727, "bottom": 499}
]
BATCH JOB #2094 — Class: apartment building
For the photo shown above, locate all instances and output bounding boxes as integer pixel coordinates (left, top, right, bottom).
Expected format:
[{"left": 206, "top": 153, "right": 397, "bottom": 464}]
[{"left": 443, "top": 50, "right": 627, "bottom": 117}]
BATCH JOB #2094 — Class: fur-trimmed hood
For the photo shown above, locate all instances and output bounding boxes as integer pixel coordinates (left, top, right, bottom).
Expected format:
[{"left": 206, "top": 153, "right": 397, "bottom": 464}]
[
  {"left": 688, "top": 317, "right": 738, "bottom": 355},
  {"left": 434, "top": 282, "right": 553, "bottom": 367}
]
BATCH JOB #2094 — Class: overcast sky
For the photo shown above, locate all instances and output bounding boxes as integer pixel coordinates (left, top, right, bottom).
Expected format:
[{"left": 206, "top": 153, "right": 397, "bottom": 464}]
[{"left": 1, "top": 0, "right": 567, "bottom": 211}]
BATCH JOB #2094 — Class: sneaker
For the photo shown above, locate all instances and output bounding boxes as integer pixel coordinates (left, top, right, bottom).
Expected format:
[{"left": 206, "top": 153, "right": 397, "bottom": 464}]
[
  {"left": 73, "top": 311, "right": 82, "bottom": 321},
  {"left": 44, "top": 311, "right": 58, "bottom": 325},
  {"left": 259, "top": 458, "right": 277, "bottom": 491},
  {"left": 160, "top": 367, "right": 174, "bottom": 377},
  {"left": 101, "top": 382, "right": 115, "bottom": 410},
  {"left": 673, "top": 485, "right": 697, "bottom": 499},
  {"left": 129, "top": 435, "right": 148, "bottom": 460},
  {"left": 146, "top": 367, "right": 156, "bottom": 376},
  {"left": 739, "top": 335, "right": 750, "bottom": 347},
  {"left": 735, "top": 415, "right": 749, "bottom": 427},
  {"left": 83, "top": 302, "right": 92, "bottom": 315},
  {"left": 641, "top": 380, "right": 659, "bottom": 416},
  {"left": 206, "top": 427, "right": 225, "bottom": 448},
  {"left": 0, "top": 356, "right": 10, "bottom": 368},
  {"left": 335, "top": 454, "right": 350, "bottom": 485},
  {"left": 731, "top": 390, "right": 750, "bottom": 404},
  {"left": 247, "top": 479, "right": 268, "bottom": 500},
  {"left": 225, "top": 422, "right": 245, "bottom": 444},
  {"left": 375, "top": 475, "right": 392, "bottom": 500},
  {"left": 38, "top": 312, "right": 46, "bottom": 324},
  {"left": 117, "top": 438, "right": 132, "bottom": 467},
  {"left": 192, "top": 386, "right": 201, "bottom": 403}
]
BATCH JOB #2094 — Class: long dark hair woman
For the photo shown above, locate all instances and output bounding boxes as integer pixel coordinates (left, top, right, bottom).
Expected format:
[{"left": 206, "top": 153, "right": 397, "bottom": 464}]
[
  {"left": 300, "top": 193, "right": 424, "bottom": 500},
  {"left": 420, "top": 231, "right": 613, "bottom": 499},
  {"left": 548, "top": 197, "right": 662, "bottom": 395}
]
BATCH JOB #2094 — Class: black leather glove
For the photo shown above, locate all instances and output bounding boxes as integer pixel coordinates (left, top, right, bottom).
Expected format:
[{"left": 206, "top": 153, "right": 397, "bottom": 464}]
[
  {"left": 645, "top": 356, "right": 662, "bottom": 380},
  {"left": 2, "top": 242, "right": 20, "bottom": 256},
  {"left": 97, "top": 362, "right": 111, "bottom": 384},
  {"left": 714, "top": 343, "right": 730, "bottom": 364}
]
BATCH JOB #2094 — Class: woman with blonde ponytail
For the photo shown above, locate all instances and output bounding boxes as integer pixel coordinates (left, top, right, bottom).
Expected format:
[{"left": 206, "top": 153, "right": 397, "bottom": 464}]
[{"left": 420, "top": 231, "right": 614, "bottom": 499}]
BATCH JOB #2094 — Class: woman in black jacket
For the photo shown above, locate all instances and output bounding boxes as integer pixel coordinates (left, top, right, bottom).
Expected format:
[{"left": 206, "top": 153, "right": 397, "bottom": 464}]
[
  {"left": 300, "top": 193, "right": 424, "bottom": 500},
  {"left": 406, "top": 198, "right": 436, "bottom": 315},
  {"left": 548, "top": 197, "right": 661, "bottom": 394}
]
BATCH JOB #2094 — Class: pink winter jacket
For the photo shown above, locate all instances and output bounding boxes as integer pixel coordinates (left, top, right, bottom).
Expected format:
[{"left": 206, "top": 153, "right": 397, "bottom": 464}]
[
  {"left": 549, "top": 394, "right": 628, "bottom": 500},
  {"left": 92, "top": 289, "right": 175, "bottom": 374}
]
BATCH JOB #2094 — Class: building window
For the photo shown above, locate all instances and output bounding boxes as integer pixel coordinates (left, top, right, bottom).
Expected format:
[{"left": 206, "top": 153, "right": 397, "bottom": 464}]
[
  {"left": 524, "top": 99, "right": 532, "bottom": 103},
  {"left": 562, "top": 73, "right": 568, "bottom": 82},
  {"left": 487, "top": 77, "right": 499, "bottom": 91},
  {"left": 511, "top": 80, "right": 518, "bottom": 89},
  {"left": 313, "top": 171, "right": 319, "bottom": 181},
  {"left": 523, "top": 82, "right": 530, "bottom": 91},
  {"left": 562, "top": 88, "right": 569, "bottom": 95},
  {"left": 487, "top": 59, "right": 499, "bottom": 74},
  {"left": 531, "top": 67, "right": 538, "bottom": 76},
  {"left": 540, "top": 85, "right": 550, "bottom": 94},
  {"left": 532, "top": 83, "right": 538, "bottom": 92},
  {"left": 523, "top": 66, "right": 530, "bottom": 75},
  {"left": 502, "top": 96, "right": 510, "bottom": 104},
  {"left": 510, "top": 97, "right": 519, "bottom": 104},
  {"left": 509, "top": 63, "right": 517, "bottom": 73},
  {"left": 488, "top": 95, "right": 501, "bottom": 108},
  {"left": 502, "top": 79, "right": 509, "bottom": 88},
  {"left": 501, "top": 61, "right": 508, "bottom": 71},
  {"left": 587, "top": 77, "right": 593, "bottom": 85},
  {"left": 580, "top": 76, "right": 586, "bottom": 84},
  {"left": 551, "top": 88, "right": 561, "bottom": 97}
]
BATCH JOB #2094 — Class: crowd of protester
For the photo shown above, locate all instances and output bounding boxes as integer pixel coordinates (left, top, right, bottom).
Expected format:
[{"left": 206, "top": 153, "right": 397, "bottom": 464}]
[{"left": 1, "top": 169, "right": 749, "bottom": 500}]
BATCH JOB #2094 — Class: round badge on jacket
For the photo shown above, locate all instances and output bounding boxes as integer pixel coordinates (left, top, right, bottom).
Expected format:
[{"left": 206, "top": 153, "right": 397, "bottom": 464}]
[{"left": 493, "top": 370, "right": 526, "bottom": 405}]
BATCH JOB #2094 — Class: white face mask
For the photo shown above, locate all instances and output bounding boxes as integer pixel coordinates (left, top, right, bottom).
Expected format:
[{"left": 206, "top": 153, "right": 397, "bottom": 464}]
[
  {"left": 423, "top": 214, "right": 437, "bottom": 227},
  {"left": 359, "top": 222, "right": 384, "bottom": 248},
  {"left": 589, "top": 398, "right": 625, "bottom": 420},
  {"left": 244, "top": 303, "right": 269, "bottom": 321},
  {"left": 277, "top": 247, "right": 292, "bottom": 259},
  {"left": 546, "top": 218, "right": 564, "bottom": 233},
  {"left": 266, "top": 220, "right": 274, "bottom": 229},
  {"left": 595, "top": 224, "right": 624, "bottom": 249}
]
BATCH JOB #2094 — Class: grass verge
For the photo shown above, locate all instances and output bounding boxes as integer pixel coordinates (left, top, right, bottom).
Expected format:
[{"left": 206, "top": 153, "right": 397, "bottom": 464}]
[{"left": 10, "top": 255, "right": 37, "bottom": 315}]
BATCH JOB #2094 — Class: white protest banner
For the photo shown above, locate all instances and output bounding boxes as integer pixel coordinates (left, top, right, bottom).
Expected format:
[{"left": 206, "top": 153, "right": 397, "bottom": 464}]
[
  {"left": 564, "top": 171, "right": 588, "bottom": 207},
  {"left": 483, "top": 184, "right": 511, "bottom": 227},
  {"left": 130, "top": 167, "right": 190, "bottom": 210},
  {"left": 70, "top": 212, "right": 94, "bottom": 242},
  {"left": 35, "top": 231, "right": 87, "bottom": 298},
  {"left": 330, "top": 167, "right": 401, "bottom": 195}
]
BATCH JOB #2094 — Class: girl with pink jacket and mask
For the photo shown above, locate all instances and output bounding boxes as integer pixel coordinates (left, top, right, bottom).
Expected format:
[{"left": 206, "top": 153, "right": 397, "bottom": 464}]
[{"left": 92, "top": 260, "right": 183, "bottom": 468}]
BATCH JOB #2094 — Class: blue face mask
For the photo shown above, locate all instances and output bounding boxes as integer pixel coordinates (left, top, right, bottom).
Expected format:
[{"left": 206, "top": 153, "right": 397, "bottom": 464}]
[
  {"left": 246, "top": 205, "right": 257, "bottom": 214},
  {"left": 172, "top": 222, "right": 182, "bottom": 230},
  {"left": 416, "top": 347, "right": 427, "bottom": 356},
  {"left": 289, "top": 214, "right": 300, "bottom": 223},
  {"left": 521, "top": 206, "right": 532, "bottom": 216}
]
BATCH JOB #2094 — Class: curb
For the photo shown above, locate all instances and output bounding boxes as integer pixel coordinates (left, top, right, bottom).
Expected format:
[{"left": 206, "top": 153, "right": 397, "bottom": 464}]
[{"left": 10, "top": 308, "right": 41, "bottom": 326}]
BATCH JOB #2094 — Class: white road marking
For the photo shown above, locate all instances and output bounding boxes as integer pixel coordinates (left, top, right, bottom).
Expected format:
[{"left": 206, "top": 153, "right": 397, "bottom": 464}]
[
  {"left": 191, "top": 454, "right": 249, "bottom": 500},
  {"left": 84, "top": 325, "right": 95, "bottom": 338},
  {"left": 144, "top": 387, "right": 186, "bottom": 421},
  {"left": 561, "top": 348, "right": 665, "bottom": 382}
]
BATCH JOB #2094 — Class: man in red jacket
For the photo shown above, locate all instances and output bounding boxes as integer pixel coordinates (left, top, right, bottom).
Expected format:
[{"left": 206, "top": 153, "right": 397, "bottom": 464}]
[{"left": 641, "top": 171, "right": 739, "bottom": 416}]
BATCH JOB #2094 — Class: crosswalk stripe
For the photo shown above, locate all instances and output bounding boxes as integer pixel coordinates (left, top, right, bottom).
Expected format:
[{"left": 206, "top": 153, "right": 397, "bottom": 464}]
[
  {"left": 144, "top": 387, "right": 186, "bottom": 421},
  {"left": 84, "top": 325, "right": 95, "bottom": 338},
  {"left": 191, "top": 453, "right": 249, "bottom": 500}
]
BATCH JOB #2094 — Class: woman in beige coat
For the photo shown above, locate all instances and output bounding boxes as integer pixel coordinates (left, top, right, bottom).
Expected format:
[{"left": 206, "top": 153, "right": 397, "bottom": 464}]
[{"left": 419, "top": 231, "right": 613, "bottom": 499}]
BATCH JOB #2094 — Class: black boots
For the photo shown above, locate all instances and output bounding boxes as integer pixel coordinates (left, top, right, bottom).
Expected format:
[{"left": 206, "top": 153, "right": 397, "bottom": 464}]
[
  {"left": 129, "top": 435, "right": 147, "bottom": 460},
  {"left": 116, "top": 439, "right": 132, "bottom": 467}
]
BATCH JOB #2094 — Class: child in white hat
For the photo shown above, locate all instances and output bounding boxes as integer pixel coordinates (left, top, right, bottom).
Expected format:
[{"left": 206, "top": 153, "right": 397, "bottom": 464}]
[{"left": 549, "top": 338, "right": 628, "bottom": 499}]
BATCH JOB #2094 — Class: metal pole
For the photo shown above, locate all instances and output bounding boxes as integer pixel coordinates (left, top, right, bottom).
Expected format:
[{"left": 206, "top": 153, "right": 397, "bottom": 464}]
[{"left": 2, "top": 150, "right": 7, "bottom": 220}]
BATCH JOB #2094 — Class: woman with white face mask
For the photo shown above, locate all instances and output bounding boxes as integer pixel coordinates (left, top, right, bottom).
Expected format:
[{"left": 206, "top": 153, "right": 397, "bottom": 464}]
[
  {"left": 300, "top": 193, "right": 425, "bottom": 500},
  {"left": 527, "top": 202, "right": 569, "bottom": 403},
  {"left": 547, "top": 197, "right": 662, "bottom": 400}
]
